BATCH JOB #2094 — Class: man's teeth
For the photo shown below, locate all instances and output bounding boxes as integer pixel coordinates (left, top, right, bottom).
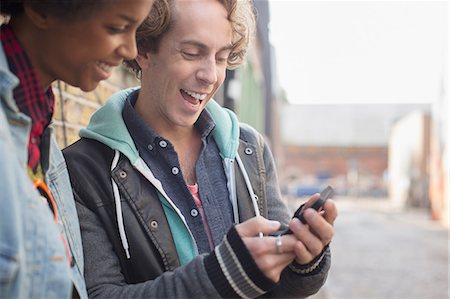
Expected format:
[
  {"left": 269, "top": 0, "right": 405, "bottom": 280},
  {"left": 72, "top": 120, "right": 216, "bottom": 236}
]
[
  {"left": 183, "top": 89, "right": 207, "bottom": 101},
  {"left": 96, "top": 61, "right": 113, "bottom": 73}
]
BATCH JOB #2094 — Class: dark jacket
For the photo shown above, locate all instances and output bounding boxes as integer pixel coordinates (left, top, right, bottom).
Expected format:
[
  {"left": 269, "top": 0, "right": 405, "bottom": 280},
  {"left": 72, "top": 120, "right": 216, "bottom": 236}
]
[{"left": 63, "top": 89, "right": 330, "bottom": 298}]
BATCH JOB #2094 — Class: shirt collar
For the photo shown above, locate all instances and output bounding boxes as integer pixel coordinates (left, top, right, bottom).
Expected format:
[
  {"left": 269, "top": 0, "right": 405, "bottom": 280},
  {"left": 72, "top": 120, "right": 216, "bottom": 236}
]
[
  {"left": 1, "top": 24, "right": 55, "bottom": 171},
  {"left": 123, "top": 90, "right": 216, "bottom": 152}
]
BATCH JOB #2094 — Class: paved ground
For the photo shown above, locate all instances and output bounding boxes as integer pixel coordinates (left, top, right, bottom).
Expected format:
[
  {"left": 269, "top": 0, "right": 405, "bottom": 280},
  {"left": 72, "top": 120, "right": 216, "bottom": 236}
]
[{"left": 286, "top": 196, "right": 449, "bottom": 299}]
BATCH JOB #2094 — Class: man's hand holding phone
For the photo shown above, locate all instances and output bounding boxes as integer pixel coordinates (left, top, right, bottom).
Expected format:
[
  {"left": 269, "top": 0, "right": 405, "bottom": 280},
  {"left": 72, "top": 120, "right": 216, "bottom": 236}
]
[
  {"left": 276, "top": 186, "right": 337, "bottom": 265},
  {"left": 273, "top": 185, "right": 334, "bottom": 235},
  {"left": 235, "top": 187, "right": 337, "bottom": 280}
]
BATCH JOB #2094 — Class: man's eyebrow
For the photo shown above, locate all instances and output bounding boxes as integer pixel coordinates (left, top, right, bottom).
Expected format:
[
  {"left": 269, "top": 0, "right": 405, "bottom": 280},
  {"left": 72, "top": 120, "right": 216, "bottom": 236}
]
[
  {"left": 180, "top": 40, "right": 233, "bottom": 52},
  {"left": 220, "top": 43, "right": 234, "bottom": 52}
]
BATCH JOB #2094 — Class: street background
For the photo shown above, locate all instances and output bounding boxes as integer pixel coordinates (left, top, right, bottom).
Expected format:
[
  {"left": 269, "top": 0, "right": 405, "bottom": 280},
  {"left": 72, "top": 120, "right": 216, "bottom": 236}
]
[
  {"left": 285, "top": 196, "right": 449, "bottom": 299},
  {"left": 271, "top": 3, "right": 450, "bottom": 297},
  {"left": 5, "top": 2, "right": 444, "bottom": 298}
]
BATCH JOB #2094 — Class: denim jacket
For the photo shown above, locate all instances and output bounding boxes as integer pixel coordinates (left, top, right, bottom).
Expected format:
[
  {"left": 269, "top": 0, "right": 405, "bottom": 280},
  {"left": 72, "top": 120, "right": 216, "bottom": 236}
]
[{"left": 0, "top": 43, "right": 87, "bottom": 299}]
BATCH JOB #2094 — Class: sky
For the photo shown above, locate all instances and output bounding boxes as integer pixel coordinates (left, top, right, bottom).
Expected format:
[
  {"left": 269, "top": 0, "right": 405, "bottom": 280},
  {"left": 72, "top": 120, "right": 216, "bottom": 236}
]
[{"left": 268, "top": 0, "right": 448, "bottom": 104}]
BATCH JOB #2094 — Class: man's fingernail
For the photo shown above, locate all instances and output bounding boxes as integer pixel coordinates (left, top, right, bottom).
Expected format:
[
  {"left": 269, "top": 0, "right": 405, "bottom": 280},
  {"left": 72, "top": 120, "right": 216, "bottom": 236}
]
[
  {"left": 269, "top": 220, "right": 280, "bottom": 228},
  {"left": 304, "top": 208, "right": 316, "bottom": 220},
  {"left": 291, "top": 217, "right": 301, "bottom": 227}
]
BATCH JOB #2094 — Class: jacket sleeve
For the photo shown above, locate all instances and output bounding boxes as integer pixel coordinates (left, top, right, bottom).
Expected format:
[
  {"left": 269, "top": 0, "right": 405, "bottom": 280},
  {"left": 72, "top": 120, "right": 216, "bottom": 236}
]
[
  {"left": 76, "top": 194, "right": 276, "bottom": 298},
  {"left": 259, "top": 136, "right": 332, "bottom": 298}
]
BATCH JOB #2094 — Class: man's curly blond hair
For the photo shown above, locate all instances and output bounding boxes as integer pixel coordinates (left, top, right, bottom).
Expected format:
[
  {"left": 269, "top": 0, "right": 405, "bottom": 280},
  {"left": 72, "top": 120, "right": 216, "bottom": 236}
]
[{"left": 124, "top": 0, "right": 256, "bottom": 78}]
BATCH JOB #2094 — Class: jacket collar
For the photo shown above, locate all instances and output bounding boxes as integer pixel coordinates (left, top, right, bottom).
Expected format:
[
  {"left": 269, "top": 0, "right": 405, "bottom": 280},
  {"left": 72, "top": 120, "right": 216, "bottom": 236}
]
[{"left": 0, "top": 42, "right": 20, "bottom": 112}]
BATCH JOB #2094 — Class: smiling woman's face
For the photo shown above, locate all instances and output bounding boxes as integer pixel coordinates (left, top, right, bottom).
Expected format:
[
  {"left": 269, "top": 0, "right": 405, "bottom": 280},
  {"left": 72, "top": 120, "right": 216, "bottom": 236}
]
[{"left": 33, "top": 0, "right": 153, "bottom": 91}]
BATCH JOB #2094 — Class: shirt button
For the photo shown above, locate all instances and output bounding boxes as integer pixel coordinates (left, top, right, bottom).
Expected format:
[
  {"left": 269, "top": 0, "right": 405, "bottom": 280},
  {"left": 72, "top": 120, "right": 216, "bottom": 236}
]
[
  {"left": 171, "top": 167, "right": 179, "bottom": 175},
  {"left": 245, "top": 147, "right": 253, "bottom": 155},
  {"left": 31, "top": 137, "right": 36, "bottom": 144},
  {"left": 190, "top": 209, "right": 199, "bottom": 217},
  {"left": 119, "top": 171, "right": 127, "bottom": 178},
  {"left": 159, "top": 140, "right": 167, "bottom": 148},
  {"left": 147, "top": 144, "right": 153, "bottom": 151},
  {"left": 150, "top": 220, "right": 158, "bottom": 229}
]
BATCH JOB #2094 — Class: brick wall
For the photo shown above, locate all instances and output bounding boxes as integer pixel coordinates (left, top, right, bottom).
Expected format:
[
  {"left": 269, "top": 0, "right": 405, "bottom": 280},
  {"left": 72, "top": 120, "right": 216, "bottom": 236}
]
[
  {"left": 52, "top": 67, "right": 139, "bottom": 148},
  {"left": 280, "top": 145, "right": 388, "bottom": 197},
  {"left": 282, "top": 145, "right": 387, "bottom": 176}
]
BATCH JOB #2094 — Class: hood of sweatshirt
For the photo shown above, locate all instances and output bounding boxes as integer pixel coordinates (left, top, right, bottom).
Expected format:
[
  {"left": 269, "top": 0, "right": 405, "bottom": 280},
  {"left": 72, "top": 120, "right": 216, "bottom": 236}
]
[
  {"left": 80, "top": 87, "right": 240, "bottom": 162},
  {"left": 79, "top": 87, "right": 252, "bottom": 264}
]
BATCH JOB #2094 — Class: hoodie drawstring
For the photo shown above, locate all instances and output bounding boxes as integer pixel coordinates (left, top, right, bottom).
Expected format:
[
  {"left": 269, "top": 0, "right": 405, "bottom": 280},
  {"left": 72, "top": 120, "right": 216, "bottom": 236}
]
[
  {"left": 111, "top": 150, "right": 131, "bottom": 259},
  {"left": 110, "top": 150, "right": 260, "bottom": 259},
  {"left": 235, "top": 153, "right": 263, "bottom": 237},
  {"left": 223, "top": 158, "right": 240, "bottom": 224},
  {"left": 235, "top": 153, "right": 261, "bottom": 218}
]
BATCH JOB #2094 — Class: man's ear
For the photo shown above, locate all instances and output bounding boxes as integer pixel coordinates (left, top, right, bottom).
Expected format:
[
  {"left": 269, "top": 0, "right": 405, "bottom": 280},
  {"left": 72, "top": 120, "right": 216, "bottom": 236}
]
[
  {"left": 23, "top": 3, "right": 51, "bottom": 29},
  {"left": 135, "top": 52, "right": 151, "bottom": 70}
]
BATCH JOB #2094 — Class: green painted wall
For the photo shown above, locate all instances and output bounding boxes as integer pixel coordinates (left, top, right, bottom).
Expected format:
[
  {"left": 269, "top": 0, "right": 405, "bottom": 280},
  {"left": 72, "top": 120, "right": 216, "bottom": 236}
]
[{"left": 235, "top": 60, "right": 265, "bottom": 133}]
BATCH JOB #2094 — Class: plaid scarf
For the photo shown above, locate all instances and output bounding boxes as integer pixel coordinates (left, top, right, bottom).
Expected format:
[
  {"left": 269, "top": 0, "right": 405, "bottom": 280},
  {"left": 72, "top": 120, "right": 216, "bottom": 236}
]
[{"left": 1, "top": 24, "right": 55, "bottom": 172}]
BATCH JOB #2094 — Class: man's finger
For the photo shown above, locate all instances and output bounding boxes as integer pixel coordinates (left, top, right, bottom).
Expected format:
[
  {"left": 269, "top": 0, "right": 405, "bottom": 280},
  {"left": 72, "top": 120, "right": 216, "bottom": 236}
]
[{"left": 236, "top": 216, "right": 281, "bottom": 237}]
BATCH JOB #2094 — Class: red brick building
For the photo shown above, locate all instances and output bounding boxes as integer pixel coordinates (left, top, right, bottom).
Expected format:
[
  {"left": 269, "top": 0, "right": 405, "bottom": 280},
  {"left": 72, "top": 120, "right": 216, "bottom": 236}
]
[
  {"left": 279, "top": 103, "right": 429, "bottom": 198},
  {"left": 281, "top": 145, "right": 387, "bottom": 197}
]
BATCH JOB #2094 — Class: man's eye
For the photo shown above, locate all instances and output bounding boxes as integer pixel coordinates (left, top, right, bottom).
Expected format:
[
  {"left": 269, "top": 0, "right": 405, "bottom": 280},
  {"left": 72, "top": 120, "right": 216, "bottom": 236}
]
[
  {"left": 182, "top": 51, "right": 200, "bottom": 59},
  {"left": 216, "top": 57, "right": 228, "bottom": 64}
]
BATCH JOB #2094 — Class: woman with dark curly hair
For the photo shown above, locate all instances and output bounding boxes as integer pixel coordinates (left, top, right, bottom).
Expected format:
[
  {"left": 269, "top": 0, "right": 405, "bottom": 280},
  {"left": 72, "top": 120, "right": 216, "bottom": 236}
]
[{"left": 0, "top": 0, "right": 153, "bottom": 298}]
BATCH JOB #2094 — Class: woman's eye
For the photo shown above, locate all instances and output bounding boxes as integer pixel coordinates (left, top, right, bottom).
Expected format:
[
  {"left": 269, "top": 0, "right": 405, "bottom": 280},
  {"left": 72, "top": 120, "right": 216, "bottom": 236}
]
[{"left": 107, "top": 26, "right": 126, "bottom": 34}]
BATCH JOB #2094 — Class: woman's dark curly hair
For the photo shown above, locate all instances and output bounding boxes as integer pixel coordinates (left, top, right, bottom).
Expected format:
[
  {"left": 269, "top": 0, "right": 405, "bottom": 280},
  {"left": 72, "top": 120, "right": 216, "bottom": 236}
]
[
  {"left": 1, "top": 0, "right": 112, "bottom": 20},
  {"left": 124, "top": 0, "right": 256, "bottom": 78}
]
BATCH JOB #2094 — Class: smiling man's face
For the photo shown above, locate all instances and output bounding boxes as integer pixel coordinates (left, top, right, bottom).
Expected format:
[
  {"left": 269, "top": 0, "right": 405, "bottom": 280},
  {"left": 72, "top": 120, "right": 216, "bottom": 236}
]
[{"left": 135, "top": 0, "right": 233, "bottom": 131}]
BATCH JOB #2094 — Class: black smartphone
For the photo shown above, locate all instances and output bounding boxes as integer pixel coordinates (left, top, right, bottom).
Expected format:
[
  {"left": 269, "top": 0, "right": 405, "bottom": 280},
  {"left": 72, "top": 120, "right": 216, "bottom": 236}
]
[{"left": 274, "top": 185, "right": 334, "bottom": 236}]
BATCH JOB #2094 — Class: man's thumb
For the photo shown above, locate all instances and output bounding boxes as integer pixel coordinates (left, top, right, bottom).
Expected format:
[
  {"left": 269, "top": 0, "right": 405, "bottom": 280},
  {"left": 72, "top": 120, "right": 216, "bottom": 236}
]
[{"left": 235, "top": 216, "right": 280, "bottom": 237}]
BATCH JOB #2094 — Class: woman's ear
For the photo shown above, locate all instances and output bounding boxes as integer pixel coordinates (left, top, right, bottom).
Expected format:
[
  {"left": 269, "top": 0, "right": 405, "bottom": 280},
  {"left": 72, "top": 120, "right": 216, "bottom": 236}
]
[{"left": 23, "top": 3, "right": 51, "bottom": 29}]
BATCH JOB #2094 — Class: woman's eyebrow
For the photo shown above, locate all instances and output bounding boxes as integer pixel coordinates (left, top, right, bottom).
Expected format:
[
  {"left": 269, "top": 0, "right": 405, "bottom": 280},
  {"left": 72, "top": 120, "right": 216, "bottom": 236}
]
[{"left": 119, "top": 14, "right": 139, "bottom": 23}]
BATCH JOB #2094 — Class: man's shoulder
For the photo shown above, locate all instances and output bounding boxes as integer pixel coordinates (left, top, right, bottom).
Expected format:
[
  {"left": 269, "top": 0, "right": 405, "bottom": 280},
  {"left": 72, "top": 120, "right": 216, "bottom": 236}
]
[
  {"left": 238, "top": 123, "right": 264, "bottom": 146},
  {"left": 63, "top": 138, "right": 114, "bottom": 169}
]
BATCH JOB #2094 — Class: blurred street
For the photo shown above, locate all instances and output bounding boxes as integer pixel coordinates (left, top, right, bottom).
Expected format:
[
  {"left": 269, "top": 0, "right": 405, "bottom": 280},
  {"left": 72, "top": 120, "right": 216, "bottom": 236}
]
[{"left": 286, "top": 196, "right": 449, "bottom": 299}]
